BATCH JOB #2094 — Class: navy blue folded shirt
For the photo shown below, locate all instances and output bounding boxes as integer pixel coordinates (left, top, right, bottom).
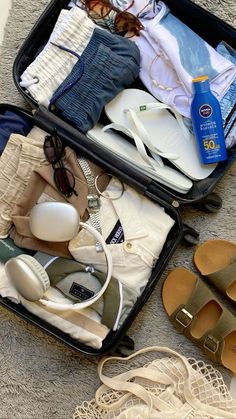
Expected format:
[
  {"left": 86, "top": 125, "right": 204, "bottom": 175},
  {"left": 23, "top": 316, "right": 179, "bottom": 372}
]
[{"left": 0, "top": 110, "right": 33, "bottom": 153}]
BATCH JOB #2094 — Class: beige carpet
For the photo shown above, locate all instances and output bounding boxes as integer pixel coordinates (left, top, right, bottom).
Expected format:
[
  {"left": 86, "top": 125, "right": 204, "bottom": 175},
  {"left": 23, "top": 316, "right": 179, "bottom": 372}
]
[{"left": 0, "top": 1, "right": 235, "bottom": 417}]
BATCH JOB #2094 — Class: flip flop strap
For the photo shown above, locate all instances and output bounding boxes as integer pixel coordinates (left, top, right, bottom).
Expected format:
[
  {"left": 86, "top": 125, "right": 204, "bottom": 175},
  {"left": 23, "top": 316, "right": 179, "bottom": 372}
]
[
  {"left": 127, "top": 102, "right": 190, "bottom": 137},
  {"left": 124, "top": 107, "right": 179, "bottom": 161},
  {"left": 103, "top": 123, "right": 164, "bottom": 168},
  {"left": 206, "top": 260, "right": 236, "bottom": 296},
  {"left": 124, "top": 101, "right": 190, "bottom": 145}
]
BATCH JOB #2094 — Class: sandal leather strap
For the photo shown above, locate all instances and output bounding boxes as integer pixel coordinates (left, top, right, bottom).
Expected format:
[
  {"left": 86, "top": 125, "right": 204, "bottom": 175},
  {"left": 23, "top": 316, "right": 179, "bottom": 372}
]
[
  {"left": 170, "top": 277, "right": 236, "bottom": 364},
  {"left": 170, "top": 277, "right": 214, "bottom": 332},
  {"left": 199, "top": 309, "right": 236, "bottom": 363},
  {"left": 205, "top": 259, "right": 236, "bottom": 297}
]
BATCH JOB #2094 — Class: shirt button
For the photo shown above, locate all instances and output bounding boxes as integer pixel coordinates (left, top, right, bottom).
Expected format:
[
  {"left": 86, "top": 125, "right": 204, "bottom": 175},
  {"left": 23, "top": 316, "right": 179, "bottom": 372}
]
[{"left": 126, "top": 242, "right": 132, "bottom": 249}]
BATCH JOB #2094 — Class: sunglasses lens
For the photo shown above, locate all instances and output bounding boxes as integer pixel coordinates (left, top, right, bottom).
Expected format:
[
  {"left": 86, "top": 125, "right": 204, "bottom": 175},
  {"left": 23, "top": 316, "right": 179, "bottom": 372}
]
[
  {"left": 54, "top": 168, "right": 76, "bottom": 197},
  {"left": 87, "top": 0, "right": 110, "bottom": 19},
  {"left": 44, "top": 135, "right": 63, "bottom": 164},
  {"left": 83, "top": 0, "right": 143, "bottom": 35},
  {"left": 115, "top": 11, "right": 143, "bottom": 35},
  {"left": 115, "top": 12, "right": 126, "bottom": 31}
]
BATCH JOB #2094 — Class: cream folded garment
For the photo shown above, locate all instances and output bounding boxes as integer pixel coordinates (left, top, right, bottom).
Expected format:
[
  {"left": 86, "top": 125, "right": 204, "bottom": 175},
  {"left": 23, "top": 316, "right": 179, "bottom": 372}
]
[
  {"left": 20, "top": 7, "right": 95, "bottom": 105},
  {"left": 69, "top": 177, "right": 175, "bottom": 294},
  {"left": 0, "top": 262, "right": 109, "bottom": 349},
  {"left": 0, "top": 127, "right": 47, "bottom": 239}
]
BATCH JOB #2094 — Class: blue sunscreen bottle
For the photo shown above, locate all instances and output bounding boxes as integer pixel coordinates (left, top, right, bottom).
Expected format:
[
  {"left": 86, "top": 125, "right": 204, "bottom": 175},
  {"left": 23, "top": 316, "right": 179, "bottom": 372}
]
[{"left": 191, "top": 75, "right": 227, "bottom": 164}]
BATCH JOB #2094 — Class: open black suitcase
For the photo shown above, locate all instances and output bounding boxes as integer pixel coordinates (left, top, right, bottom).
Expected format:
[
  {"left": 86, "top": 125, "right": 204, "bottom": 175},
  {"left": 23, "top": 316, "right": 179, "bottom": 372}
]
[{"left": 0, "top": 0, "right": 235, "bottom": 356}]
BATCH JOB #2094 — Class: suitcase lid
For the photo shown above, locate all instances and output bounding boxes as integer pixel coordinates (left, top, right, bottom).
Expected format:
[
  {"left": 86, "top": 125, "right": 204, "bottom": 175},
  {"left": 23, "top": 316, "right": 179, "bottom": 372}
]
[{"left": 12, "top": 0, "right": 236, "bottom": 210}]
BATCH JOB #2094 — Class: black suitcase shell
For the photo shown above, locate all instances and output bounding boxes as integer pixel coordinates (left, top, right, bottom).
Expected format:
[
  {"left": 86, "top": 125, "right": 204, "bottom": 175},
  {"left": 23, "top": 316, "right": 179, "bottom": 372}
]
[
  {"left": 0, "top": 102, "right": 184, "bottom": 356},
  {"left": 0, "top": 0, "right": 235, "bottom": 355}
]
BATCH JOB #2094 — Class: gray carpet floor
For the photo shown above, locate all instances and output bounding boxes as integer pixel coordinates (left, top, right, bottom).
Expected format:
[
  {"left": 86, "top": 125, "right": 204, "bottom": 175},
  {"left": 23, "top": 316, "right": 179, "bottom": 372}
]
[{"left": 0, "top": 1, "right": 235, "bottom": 417}]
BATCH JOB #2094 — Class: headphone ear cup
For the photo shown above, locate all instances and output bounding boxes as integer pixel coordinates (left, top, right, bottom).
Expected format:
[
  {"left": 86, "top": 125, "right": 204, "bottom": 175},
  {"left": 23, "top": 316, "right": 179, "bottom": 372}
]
[
  {"left": 5, "top": 255, "right": 50, "bottom": 301},
  {"left": 16, "top": 255, "right": 50, "bottom": 292}
]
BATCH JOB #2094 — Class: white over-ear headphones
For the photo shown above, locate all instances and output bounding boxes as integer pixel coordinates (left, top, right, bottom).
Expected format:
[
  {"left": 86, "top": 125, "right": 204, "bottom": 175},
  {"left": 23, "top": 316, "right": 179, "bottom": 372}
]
[{"left": 5, "top": 203, "right": 113, "bottom": 311}]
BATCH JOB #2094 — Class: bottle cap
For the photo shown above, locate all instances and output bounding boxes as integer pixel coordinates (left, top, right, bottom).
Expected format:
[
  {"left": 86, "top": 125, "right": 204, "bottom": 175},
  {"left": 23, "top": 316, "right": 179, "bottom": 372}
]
[
  {"left": 192, "top": 75, "right": 209, "bottom": 83},
  {"left": 192, "top": 75, "right": 210, "bottom": 93}
]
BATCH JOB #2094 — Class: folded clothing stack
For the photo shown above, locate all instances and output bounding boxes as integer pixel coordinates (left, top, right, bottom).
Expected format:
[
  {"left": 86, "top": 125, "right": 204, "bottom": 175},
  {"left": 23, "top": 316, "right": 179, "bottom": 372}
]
[
  {"left": 50, "top": 27, "right": 140, "bottom": 132},
  {"left": 67, "top": 0, "right": 236, "bottom": 147},
  {"left": 133, "top": 1, "right": 236, "bottom": 118},
  {"left": 10, "top": 147, "right": 109, "bottom": 257},
  {"left": 0, "top": 126, "right": 48, "bottom": 239},
  {"left": 69, "top": 177, "right": 175, "bottom": 294},
  {"left": 20, "top": 7, "right": 95, "bottom": 105},
  {"left": 20, "top": 6, "right": 140, "bottom": 133},
  {"left": 0, "top": 173, "right": 175, "bottom": 349},
  {"left": 71, "top": 0, "right": 236, "bottom": 119},
  {"left": 0, "top": 257, "right": 109, "bottom": 349}
]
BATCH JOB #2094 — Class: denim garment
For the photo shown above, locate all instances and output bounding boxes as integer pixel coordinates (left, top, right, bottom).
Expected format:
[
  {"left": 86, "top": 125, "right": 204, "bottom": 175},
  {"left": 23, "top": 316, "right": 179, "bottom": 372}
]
[
  {"left": 216, "top": 42, "right": 236, "bottom": 146},
  {"left": 0, "top": 110, "right": 33, "bottom": 154},
  {"left": 51, "top": 28, "right": 140, "bottom": 133},
  {"left": 225, "top": 123, "right": 236, "bottom": 148}
]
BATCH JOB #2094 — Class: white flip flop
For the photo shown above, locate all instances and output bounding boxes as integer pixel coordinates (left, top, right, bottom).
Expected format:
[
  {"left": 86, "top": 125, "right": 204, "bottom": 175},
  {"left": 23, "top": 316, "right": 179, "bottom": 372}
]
[
  {"left": 87, "top": 124, "right": 193, "bottom": 194},
  {"left": 104, "top": 89, "right": 217, "bottom": 180}
]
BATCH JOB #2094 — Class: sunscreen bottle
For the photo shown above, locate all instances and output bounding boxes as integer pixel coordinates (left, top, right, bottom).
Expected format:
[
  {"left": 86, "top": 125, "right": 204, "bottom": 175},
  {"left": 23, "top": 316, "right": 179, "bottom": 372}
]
[{"left": 191, "top": 75, "right": 227, "bottom": 164}]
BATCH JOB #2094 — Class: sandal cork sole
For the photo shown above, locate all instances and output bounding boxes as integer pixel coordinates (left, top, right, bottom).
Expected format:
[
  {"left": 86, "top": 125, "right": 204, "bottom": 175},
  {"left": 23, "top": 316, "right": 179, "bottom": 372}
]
[
  {"left": 162, "top": 267, "right": 236, "bottom": 373},
  {"left": 194, "top": 239, "right": 236, "bottom": 301}
]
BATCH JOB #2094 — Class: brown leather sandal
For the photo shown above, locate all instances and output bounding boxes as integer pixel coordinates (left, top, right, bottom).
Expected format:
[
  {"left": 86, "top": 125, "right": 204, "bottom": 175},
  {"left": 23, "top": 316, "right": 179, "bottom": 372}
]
[
  {"left": 162, "top": 267, "right": 236, "bottom": 373},
  {"left": 194, "top": 239, "right": 236, "bottom": 302}
]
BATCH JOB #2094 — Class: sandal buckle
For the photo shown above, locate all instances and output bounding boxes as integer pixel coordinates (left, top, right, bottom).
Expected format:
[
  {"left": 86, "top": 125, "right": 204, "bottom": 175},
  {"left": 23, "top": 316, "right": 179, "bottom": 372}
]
[
  {"left": 203, "top": 335, "right": 219, "bottom": 354},
  {"left": 175, "top": 308, "right": 193, "bottom": 328}
]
